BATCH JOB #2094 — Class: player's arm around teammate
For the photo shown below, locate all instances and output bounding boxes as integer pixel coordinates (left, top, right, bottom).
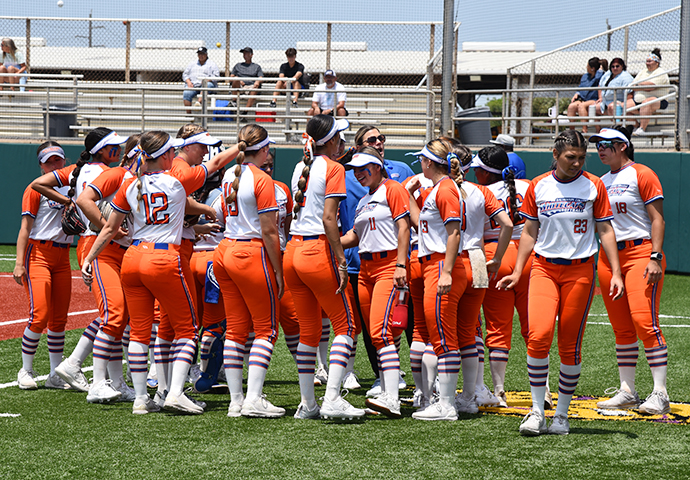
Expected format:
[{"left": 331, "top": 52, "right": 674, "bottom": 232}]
[
  {"left": 590, "top": 126, "right": 670, "bottom": 415},
  {"left": 14, "top": 142, "right": 73, "bottom": 390},
  {"left": 498, "top": 130, "right": 624, "bottom": 436},
  {"left": 339, "top": 148, "right": 410, "bottom": 418}
]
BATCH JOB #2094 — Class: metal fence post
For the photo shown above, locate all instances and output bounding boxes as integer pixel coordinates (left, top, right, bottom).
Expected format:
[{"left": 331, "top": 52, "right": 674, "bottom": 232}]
[
  {"left": 526, "top": 60, "right": 535, "bottom": 145},
  {"left": 225, "top": 22, "right": 230, "bottom": 78},
  {"left": 623, "top": 26, "right": 629, "bottom": 65},
  {"left": 326, "top": 23, "right": 332, "bottom": 70},
  {"left": 125, "top": 21, "right": 131, "bottom": 83},
  {"left": 45, "top": 88, "right": 51, "bottom": 140},
  {"left": 679, "top": 0, "right": 690, "bottom": 150},
  {"left": 201, "top": 79, "right": 208, "bottom": 129},
  {"left": 25, "top": 19, "right": 31, "bottom": 73}
]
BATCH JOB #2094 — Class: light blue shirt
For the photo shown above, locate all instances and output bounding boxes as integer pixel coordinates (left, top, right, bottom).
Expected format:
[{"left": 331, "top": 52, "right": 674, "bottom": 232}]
[{"left": 599, "top": 70, "right": 634, "bottom": 108}]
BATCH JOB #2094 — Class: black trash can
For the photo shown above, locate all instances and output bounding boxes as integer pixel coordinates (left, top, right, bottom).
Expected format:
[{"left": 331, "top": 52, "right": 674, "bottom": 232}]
[
  {"left": 454, "top": 106, "right": 492, "bottom": 145},
  {"left": 43, "top": 103, "right": 77, "bottom": 138}
]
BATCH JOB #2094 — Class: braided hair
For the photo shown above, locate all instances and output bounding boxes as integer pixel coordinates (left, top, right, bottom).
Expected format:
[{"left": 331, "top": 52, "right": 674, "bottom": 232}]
[
  {"left": 121, "top": 133, "right": 141, "bottom": 167},
  {"left": 226, "top": 124, "right": 268, "bottom": 208},
  {"left": 68, "top": 127, "right": 113, "bottom": 198},
  {"left": 477, "top": 146, "right": 519, "bottom": 223},
  {"left": 293, "top": 115, "right": 336, "bottom": 217}
]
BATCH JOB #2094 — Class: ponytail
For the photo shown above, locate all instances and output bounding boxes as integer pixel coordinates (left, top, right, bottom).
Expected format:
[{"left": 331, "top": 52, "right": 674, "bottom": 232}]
[{"left": 293, "top": 134, "right": 315, "bottom": 217}]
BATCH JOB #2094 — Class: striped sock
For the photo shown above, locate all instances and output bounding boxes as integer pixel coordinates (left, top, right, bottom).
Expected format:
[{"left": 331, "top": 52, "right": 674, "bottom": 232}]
[
  {"left": 122, "top": 325, "right": 130, "bottom": 377},
  {"left": 47, "top": 330, "right": 65, "bottom": 374},
  {"left": 246, "top": 339, "right": 274, "bottom": 402},
  {"left": 93, "top": 330, "right": 116, "bottom": 385},
  {"left": 108, "top": 340, "right": 125, "bottom": 384},
  {"left": 153, "top": 337, "right": 172, "bottom": 395},
  {"left": 646, "top": 345, "right": 668, "bottom": 394},
  {"left": 527, "top": 355, "right": 549, "bottom": 415},
  {"left": 345, "top": 334, "right": 358, "bottom": 374},
  {"left": 474, "top": 335, "right": 486, "bottom": 391},
  {"left": 199, "top": 334, "right": 215, "bottom": 371},
  {"left": 555, "top": 363, "right": 582, "bottom": 417},
  {"left": 169, "top": 338, "right": 195, "bottom": 396},
  {"left": 296, "top": 343, "right": 317, "bottom": 408},
  {"left": 378, "top": 345, "right": 400, "bottom": 400},
  {"left": 128, "top": 341, "right": 149, "bottom": 398},
  {"left": 437, "top": 350, "right": 460, "bottom": 406},
  {"left": 489, "top": 348, "right": 509, "bottom": 393},
  {"left": 70, "top": 317, "right": 100, "bottom": 365},
  {"left": 21, "top": 328, "right": 41, "bottom": 372},
  {"left": 393, "top": 334, "right": 402, "bottom": 352},
  {"left": 316, "top": 318, "right": 331, "bottom": 369},
  {"left": 224, "top": 340, "right": 245, "bottom": 403},
  {"left": 615, "top": 342, "right": 638, "bottom": 393},
  {"left": 460, "top": 343, "right": 478, "bottom": 399},
  {"left": 409, "top": 340, "right": 425, "bottom": 392},
  {"left": 325, "top": 335, "right": 353, "bottom": 401},
  {"left": 422, "top": 343, "right": 438, "bottom": 399},
  {"left": 284, "top": 334, "right": 300, "bottom": 362},
  {"left": 244, "top": 332, "right": 255, "bottom": 367}
]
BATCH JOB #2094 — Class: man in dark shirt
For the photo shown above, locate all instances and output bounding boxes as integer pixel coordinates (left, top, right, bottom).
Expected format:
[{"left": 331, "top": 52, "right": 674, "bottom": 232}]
[
  {"left": 270, "top": 48, "right": 307, "bottom": 107},
  {"left": 230, "top": 47, "right": 264, "bottom": 112}
]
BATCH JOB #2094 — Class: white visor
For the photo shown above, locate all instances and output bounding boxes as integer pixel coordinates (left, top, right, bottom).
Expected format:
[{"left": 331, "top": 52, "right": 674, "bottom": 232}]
[
  {"left": 151, "top": 136, "right": 185, "bottom": 158},
  {"left": 316, "top": 118, "right": 349, "bottom": 146},
  {"left": 468, "top": 155, "right": 502, "bottom": 174},
  {"left": 588, "top": 128, "right": 630, "bottom": 145},
  {"left": 183, "top": 132, "right": 222, "bottom": 147},
  {"left": 405, "top": 145, "right": 446, "bottom": 165},
  {"left": 38, "top": 145, "right": 65, "bottom": 164},
  {"left": 345, "top": 153, "right": 383, "bottom": 170},
  {"left": 245, "top": 135, "right": 275, "bottom": 151},
  {"left": 89, "top": 131, "right": 128, "bottom": 155}
]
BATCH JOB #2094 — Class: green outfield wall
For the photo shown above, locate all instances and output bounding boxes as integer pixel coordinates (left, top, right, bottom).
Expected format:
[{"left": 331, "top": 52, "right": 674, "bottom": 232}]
[{"left": 2, "top": 142, "right": 688, "bottom": 273}]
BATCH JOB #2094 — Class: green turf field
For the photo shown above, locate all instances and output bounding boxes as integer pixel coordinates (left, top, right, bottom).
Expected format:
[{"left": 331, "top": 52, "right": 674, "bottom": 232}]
[{"left": 1, "top": 245, "right": 689, "bottom": 479}]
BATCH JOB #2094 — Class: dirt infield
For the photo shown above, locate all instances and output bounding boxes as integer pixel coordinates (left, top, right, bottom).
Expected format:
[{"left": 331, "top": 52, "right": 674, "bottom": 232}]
[{"left": 0, "top": 272, "right": 96, "bottom": 341}]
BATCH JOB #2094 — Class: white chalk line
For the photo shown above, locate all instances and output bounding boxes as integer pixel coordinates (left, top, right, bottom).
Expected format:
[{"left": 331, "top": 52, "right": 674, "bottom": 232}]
[
  {"left": 0, "top": 274, "right": 83, "bottom": 279},
  {"left": 0, "top": 309, "right": 98, "bottom": 327},
  {"left": 0, "top": 413, "right": 21, "bottom": 417},
  {"left": 0, "top": 366, "right": 94, "bottom": 390}
]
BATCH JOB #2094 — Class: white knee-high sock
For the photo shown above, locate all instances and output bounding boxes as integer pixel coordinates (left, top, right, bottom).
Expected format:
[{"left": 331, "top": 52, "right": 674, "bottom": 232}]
[
  {"left": 153, "top": 337, "right": 172, "bottom": 394},
  {"left": 437, "top": 350, "right": 460, "bottom": 407},
  {"left": 246, "top": 339, "right": 274, "bottom": 402},
  {"left": 409, "top": 340, "right": 425, "bottom": 392},
  {"left": 555, "top": 362, "right": 582, "bottom": 417},
  {"left": 224, "top": 339, "right": 246, "bottom": 404},
  {"left": 169, "top": 338, "right": 195, "bottom": 397},
  {"left": 345, "top": 334, "right": 358, "bottom": 374},
  {"left": 199, "top": 335, "right": 215, "bottom": 372},
  {"left": 489, "top": 348, "right": 509, "bottom": 393},
  {"left": 474, "top": 335, "right": 485, "bottom": 391},
  {"left": 68, "top": 317, "right": 100, "bottom": 366},
  {"left": 646, "top": 345, "right": 668, "bottom": 394},
  {"left": 21, "top": 328, "right": 41, "bottom": 371},
  {"left": 244, "top": 332, "right": 255, "bottom": 367},
  {"left": 527, "top": 355, "right": 549, "bottom": 415},
  {"left": 92, "top": 330, "right": 115, "bottom": 384},
  {"left": 46, "top": 330, "right": 65, "bottom": 375},
  {"left": 284, "top": 334, "right": 300, "bottom": 363},
  {"left": 316, "top": 318, "right": 330, "bottom": 368},
  {"left": 325, "top": 335, "right": 353, "bottom": 401},
  {"left": 128, "top": 341, "right": 149, "bottom": 398},
  {"left": 296, "top": 343, "right": 317, "bottom": 408},
  {"left": 108, "top": 339, "right": 125, "bottom": 385},
  {"left": 615, "top": 342, "right": 638, "bottom": 393},
  {"left": 421, "top": 343, "right": 438, "bottom": 399},
  {"left": 459, "top": 344, "right": 478, "bottom": 400},
  {"left": 378, "top": 345, "right": 400, "bottom": 400}
]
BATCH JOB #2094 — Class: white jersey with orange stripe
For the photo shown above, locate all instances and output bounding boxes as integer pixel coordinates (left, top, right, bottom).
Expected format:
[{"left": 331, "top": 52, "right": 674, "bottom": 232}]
[
  {"left": 484, "top": 179, "right": 530, "bottom": 241},
  {"left": 21, "top": 184, "right": 73, "bottom": 244},
  {"left": 87, "top": 166, "right": 135, "bottom": 247},
  {"left": 417, "top": 177, "right": 464, "bottom": 257},
  {"left": 404, "top": 173, "right": 434, "bottom": 247},
  {"left": 54, "top": 162, "right": 109, "bottom": 237},
  {"left": 460, "top": 181, "right": 503, "bottom": 252},
  {"left": 274, "top": 180, "right": 293, "bottom": 251},
  {"left": 194, "top": 188, "right": 225, "bottom": 251},
  {"left": 353, "top": 179, "right": 410, "bottom": 254}
]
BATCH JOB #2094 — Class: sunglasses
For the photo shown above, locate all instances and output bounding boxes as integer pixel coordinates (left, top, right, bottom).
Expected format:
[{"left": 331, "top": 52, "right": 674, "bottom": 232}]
[
  {"left": 596, "top": 140, "right": 621, "bottom": 150},
  {"left": 361, "top": 134, "right": 385, "bottom": 145},
  {"left": 611, "top": 64, "right": 622, "bottom": 68}
]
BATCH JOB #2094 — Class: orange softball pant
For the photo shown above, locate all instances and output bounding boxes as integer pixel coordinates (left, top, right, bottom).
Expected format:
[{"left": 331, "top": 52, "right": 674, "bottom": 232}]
[
  {"left": 284, "top": 235, "right": 355, "bottom": 347},
  {"left": 213, "top": 238, "right": 279, "bottom": 346},
  {"left": 358, "top": 251, "right": 399, "bottom": 351},
  {"left": 410, "top": 248, "right": 429, "bottom": 344},
  {"left": 23, "top": 239, "right": 72, "bottom": 333},
  {"left": 279, "top": 286, "right": 300, "bottom": 337},
  {"left": 91, "top": 241, "right": 129, "bottom": 338},
  {"left": 457, "top": 254, "right": 486, "bottom": 350},
  {"left": 420, "top": 252, "right": 467, "bottom": 356},
  {"left": 527, "top": 255, "right": 596, "bottom": 365},
  {"left": 190, "top": 249, "right": 226, "bottom": 337},
  {"left": 157, "top": 238, "right": 196, "bottom": 342},
  {"left": 482, "top": 241, "right": 531, "bottom": 351},
  {"left": 598, "top": 240, "right": 666, "bottom": 349},
  {"left": 120, "top": 242, "right": 198, "bottom": 345},
  {"left": 76, "top": 235, "right": 96, "bottom": 267}
]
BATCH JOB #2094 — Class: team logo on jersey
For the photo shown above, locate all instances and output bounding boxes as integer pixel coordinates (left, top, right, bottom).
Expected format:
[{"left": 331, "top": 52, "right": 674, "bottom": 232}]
[
  {"left": 539, "top": 197, "right": 586, "bottom": 217},
  {"left": 47, "top": 199, "right": 65, "bottom": 210},
  {"left": 606, "top": 184, "right": 630, "bottom": 197},
  {"left": 355, "top": 202, "right": 379, "bottom": 218}
]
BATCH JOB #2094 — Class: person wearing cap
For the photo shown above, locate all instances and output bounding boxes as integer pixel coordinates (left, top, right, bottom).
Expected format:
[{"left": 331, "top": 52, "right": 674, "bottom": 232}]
[
  {"left": 286, "top": 114, "right": 365, "bottom": 420},
  {"left": 183, "top": 46, "right": 220, "bottom": 114},
  {"left": 626, "top": 48, "right": 671, "bottom": 136},
  {"left": 308, "top": 70, "right": 348, "bottom": 117},
  {"left": 14, "top": 141, "right": 73, "bottom": 391},
  {"left": 490, "top": 134, "right": 526, "bottom": 179},
  {"left": 271, "top": 47, "right": 308, "bottom": 108},
  {"left": 590, "top": 126, "right": 670, "bottom": 416},
  {"left": 339, "top": 148, "right": 410, "bottom": 418},
  {"left": 231, "top": 47, "right": 264, "bottom": 114},
  {"left": 80, "top": 130, "right": 243, "bottom": 414},
  {"left": 213, "top": 124, "right": 286, "bottom": 418}
]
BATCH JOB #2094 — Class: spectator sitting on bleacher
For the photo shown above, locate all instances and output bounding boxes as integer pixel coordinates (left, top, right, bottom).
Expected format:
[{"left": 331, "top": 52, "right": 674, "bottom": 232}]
[
  {"left": 626, "top": 48, "right": 671, "bottom": 136},
  {"left": 182, "top": 47, "right": 219, "bottom": 114},
  {"left": 0, "top": 38, "right": 28, "bottom": 91},
  {"left": 595, "top": 57, "right": 633, "bottom": 122},
  {"left": 270, "top": 48, "right": 308, "bottom": 108},
  {"left": 230, "top": 47, "right": 264, "bottom": 113},
  {"left": 307, "top": 70, "right": 348, "bottom": 117},
  {"left": 489, "top": 134, "right": 526, "bottom": 179},
  {"left": 566, "top": 57, "right": 603, "bottom": 133}
]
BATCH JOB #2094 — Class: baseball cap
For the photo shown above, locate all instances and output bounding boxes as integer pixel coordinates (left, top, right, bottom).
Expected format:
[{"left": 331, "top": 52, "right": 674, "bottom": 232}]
[
  {"left": 197, "top": 47, "right": 208, "bottom": 55},
  {"left": 324, "top": 69, "right": 336, "bottom": 77},
  {"left": 588, "top": 128, "right": 630, "bottom": 145},
  {"left": 490, "top": 134, "right": 515, "bottom": 147},
  {"left": 239, "top": 47, "right": 253, "bottom": 54},
  {"left": 37, "top": 145, "right": 65, "bottom": 164},
  {"left": 345, "top": 152, "right": 383, "bottom": 170},
  {"left": 182, "top": 132, "right": 222, "bottom": 148}
]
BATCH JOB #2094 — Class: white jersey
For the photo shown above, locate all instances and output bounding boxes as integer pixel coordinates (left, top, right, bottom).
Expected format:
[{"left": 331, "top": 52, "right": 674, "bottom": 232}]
[
  {"left": 418, "top": 177, "right": 464, "bottom": 257},
  {"left": 460, "top": 182, "right": 503, "bottom": 251},
  {"left": 21, "top": 184, "right": 73, "bottom": 244},
  {"left": 521, "top": 170, "right": 613, "bottom": 259},
  {"left": 353, "top": 179, "right": 410, "bottom": 254},
  {"left": 405, "top": 173, "right": 434, "bottom": 247},
  {"left": 54, "top": 162, "right": 109, "bottom": 237},
  {"left": 290, "top": 155, "right": 347, "bottom": 236},
  {"left": 601, "top": 163, "right": 663, "bottom": 242},
  {"left": 111, "top": 165, "right": 208, "bottom": 245},
  {"left": 87, "top": 166, "right": 134, "bottom": 247},
  {"left": 170, "top": 157, "right": 200, "bottom": 241},
  {"left": 194, "top": 188, "right": 225, "bottom": 251},
  {"left": 221, "top": 163, "right": 277, "bottom": 240},
  {"left": 485, "top": 179, "right": 530, "bottom": 241},
  {"left": 274, "top": 181, "right": 293, "bottom": 251}
]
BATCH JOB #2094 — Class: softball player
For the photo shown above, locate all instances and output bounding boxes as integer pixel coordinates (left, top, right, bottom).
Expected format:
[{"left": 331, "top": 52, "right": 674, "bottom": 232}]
[
  {"left": 469, "top": 146, "right": 532, "bottom": 407},
  {"left": 285, "top": 114, "right": 364, "bottom": 420},
  {"left": 498, "top": 130, "right": 624, "bottom": 436},
  {"left": 81, "top": 130, "right": 241, "bottom": 415},
  {"left": 14, "top": 142, "right": 73, "bottom": 390},
  {"left": 31, "top": 128, "right": 128, "bottom": 400},
  {"left": 590, "top": 127, "right": 669, "bottom": 415},
  {"left": 406, "top": 139, "right": 466, "bottom": 421},
  {"left": 340, "top": 148, "right": 410, "bottom": 417},
  {"left": 214, "top": 124, "right": 285, "bottom": 418}
]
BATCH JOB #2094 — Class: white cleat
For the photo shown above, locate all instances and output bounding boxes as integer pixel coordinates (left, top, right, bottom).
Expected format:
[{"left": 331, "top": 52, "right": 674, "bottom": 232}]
[
  {"left": 495, "top": 389, "right": 508, "bottom": 408},
  {"left": 241, "top": 395, "right": 285, "bottom": 418},
  {"left": 314, "top": 364, "right": 328, "bottom": 386},
  {"left": 320, "top": 394, "right": 365, "bottom": 420},
  {"left": 475, "top": 384, "right": 500, "bottom": 407},
  {"left": 596, "top": 387, "right": 641, "bottom": 410},
  {"left": 412, "top": 402, "right": 457, "bottom": 421},
  {"left": 366, "top": 377, "right": 382, "bottom": 398},
  {"left": 164, "top": 392, "right": 204, "bottom": 414},
  {"left": 113, "top": 381, "right": 136, "bottom": 402},
  {"left": 17, "top": 368, "right": 38, "bottom": 390},
  {"left": 132, "top": 395, "right": 161, "bottom": 415},
  {"left": 44, "top": 372, "right": 71, "bottom": 390},
  {"left": 55, "top": 359, "right": 90, "bottom": 392},
  {"left": 455, "top": 393, "right": 479, "bottom": 414},
  {"left": 227, "top": 399, "right": 244, "bottom": 418},
  {"left": 342, "top": 371, "right": 361, "bottom": 390},
  {"left": 184, "top": 388, "right": 206, "bottom": 409},
  {"left": 86, "top": 379, "right": 122, "bottom": 404},
  {"left": 639, "top": 390, "right": 671, "bottom": 415},
  {"left": 412, "top": 388, "right": 424, "bottom": 408},
  {"left": 365, "top": 392, "right": 402, "bottom": 418},
  {"left": 548, "top": 413, "right": 570, "bottom": 435},
  {"left": 294, "top": 402, "right": 321, "bottom": 419},
  {"left": 519, "top": 410, "right": 547, "bottom": 436}
]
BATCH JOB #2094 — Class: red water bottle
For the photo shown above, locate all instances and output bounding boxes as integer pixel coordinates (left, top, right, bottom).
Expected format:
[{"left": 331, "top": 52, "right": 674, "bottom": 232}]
[{"left": 391, "top": 286, "right": 409, "bottom": 330}]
